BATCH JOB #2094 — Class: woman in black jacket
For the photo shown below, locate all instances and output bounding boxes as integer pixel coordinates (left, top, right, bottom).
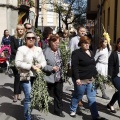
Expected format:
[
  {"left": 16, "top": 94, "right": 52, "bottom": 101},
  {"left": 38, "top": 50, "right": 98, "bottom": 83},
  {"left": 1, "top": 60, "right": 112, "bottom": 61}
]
[
  {"left": 107, "top": 38, "right": 120, "bottom": 113},
  {"left": 70, "top": 36, "right": 106, "bottom": 120},
  {"left": 10, "top": 24, "right": 25, "bottom": 102}
]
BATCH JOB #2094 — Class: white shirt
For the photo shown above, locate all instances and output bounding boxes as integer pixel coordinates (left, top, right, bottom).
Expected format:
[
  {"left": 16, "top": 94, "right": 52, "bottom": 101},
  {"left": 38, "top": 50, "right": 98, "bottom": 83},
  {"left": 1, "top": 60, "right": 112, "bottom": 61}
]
[
  {"left": 69, "top": 35, "right": 80, "bottom": 53},
  {"left": 94, "top": 48, "right": 109, "bottom": 64},
  {"left": 117, "top": 52, "right": 120, "bottom": 77}
]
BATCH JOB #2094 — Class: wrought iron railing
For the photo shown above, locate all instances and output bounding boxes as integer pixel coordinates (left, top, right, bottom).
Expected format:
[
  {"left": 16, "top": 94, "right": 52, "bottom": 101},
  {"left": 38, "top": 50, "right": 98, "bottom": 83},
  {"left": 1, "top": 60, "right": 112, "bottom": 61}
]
[{"left": 18, "top": 0, "right": 34, "bottom": 7}]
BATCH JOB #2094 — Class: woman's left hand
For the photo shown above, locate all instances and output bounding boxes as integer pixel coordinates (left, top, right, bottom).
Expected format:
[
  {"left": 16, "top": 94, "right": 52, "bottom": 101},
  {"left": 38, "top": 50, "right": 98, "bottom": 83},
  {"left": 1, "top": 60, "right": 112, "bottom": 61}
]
[
  {"left": 76, "top": 79, "right": 82, "bottom": 86},
  {"left": 35, "top": 64, "right": 41, "bottom": 69}
]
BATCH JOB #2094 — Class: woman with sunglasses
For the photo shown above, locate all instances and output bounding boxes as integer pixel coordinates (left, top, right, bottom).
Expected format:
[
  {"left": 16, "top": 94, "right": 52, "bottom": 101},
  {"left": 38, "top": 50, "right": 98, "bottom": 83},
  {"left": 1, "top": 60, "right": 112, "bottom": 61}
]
[{"left": 15, "top": 30, "right": 46, "bottom": 120}]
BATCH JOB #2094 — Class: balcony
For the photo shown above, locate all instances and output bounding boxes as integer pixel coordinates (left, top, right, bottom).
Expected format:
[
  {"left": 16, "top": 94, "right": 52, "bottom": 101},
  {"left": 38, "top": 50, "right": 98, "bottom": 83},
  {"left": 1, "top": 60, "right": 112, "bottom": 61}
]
[
  {"left": 18, "top": 0, "right": 32, "bottom": 12},
  {"left": 18, "top": 0, "right": 31, "bottom": 7},
  {"left": 87, "top": 0, "right": 99, "bottom": 20}
]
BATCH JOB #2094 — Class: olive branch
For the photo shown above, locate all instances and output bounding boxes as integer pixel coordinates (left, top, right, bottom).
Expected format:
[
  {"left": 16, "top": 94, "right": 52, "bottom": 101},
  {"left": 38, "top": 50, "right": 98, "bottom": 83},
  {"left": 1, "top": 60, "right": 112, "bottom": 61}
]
[
  {"left": 92, "top": 74, "right": 114, "bottom": 91},
  {"left": 30, "top": 59, "right": 52, "bottom": 114},
  {"left": 59, "top": 40, "right": 71, "bottom": 82}
]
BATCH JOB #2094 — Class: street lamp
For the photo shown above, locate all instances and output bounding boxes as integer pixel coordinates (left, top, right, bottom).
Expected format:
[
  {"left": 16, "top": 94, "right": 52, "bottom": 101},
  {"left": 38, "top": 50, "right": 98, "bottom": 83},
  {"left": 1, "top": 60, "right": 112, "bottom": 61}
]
[
  {"left": 58, "top": 0, "right": 61, "bottom": 32},
  {"left": 41, "top": 16, "right": 44, "bottom": 32},
  {"left": 59, "top": 10, "right": 61, "bottom": 32}
]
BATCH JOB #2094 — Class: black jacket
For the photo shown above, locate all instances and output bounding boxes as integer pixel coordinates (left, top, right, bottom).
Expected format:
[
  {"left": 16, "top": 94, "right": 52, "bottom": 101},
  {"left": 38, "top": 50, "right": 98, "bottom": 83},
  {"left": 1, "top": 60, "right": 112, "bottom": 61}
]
[
  {"left": 10, "top": 36, "right": 23, "bottom": 60},
  {"left": 71, "top": 48, "right": 97, "bottom": 81},
  {"left": 108, "top": 51, "right": 119, "bottom": 80}
]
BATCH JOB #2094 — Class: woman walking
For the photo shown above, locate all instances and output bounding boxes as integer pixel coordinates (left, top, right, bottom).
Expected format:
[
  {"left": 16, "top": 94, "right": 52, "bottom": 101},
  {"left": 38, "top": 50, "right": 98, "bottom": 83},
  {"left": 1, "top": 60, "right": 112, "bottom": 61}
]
[
  {"left": 107, "top": 38, "right": 120, "bottom": 113},
  {"left": 94, "top": 37, "right": 112, "bottom": 100},
  {"left": 10, "top": 24, "right": 25, "bottom": 102},
  {"left": 70, "top": 36, "right": 107, "bottom": 120},
  {"left": 43, "top": 34, "right": 65, "bottom": 117},
  {"left": 15, "top": 30, "right": 46, "bottom": 120}
]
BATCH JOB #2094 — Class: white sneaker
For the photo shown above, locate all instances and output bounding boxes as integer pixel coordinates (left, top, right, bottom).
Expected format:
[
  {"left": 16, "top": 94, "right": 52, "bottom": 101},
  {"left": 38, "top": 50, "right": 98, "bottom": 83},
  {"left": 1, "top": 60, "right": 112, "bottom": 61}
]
[{"left": 70, "top": 111, "right": 76, "bottom": 117}]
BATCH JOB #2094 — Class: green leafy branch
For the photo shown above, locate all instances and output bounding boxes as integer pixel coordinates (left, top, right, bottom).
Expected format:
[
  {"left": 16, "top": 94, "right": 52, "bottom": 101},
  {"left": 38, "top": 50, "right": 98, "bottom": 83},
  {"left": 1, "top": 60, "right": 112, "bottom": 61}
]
[
  {"left": 34, "top": 28, "right": 43, "bottom": 40},
  {"left": 59, "top": 40, "right": 71, "bottom": 82},
  {"left": 92, "top": 74, "right": 114, "bottom": 91},
  {"left": 30, "top": 70, "right": 52, "bottom": 114}
]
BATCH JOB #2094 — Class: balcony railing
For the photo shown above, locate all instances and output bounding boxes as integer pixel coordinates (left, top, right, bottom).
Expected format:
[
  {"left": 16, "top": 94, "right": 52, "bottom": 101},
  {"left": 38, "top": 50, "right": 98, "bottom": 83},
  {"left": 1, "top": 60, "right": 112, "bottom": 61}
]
[{"left": 18, "top": 0, "right": 34, "bottom": 7}]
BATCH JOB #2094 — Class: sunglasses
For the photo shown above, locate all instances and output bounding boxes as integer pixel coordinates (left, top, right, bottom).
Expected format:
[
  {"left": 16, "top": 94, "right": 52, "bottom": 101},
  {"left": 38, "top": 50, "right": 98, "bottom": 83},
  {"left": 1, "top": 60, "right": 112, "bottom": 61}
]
[
  {"left": 26, "top": 37, "right": 35, "bottom": 40},
  {"left": 26, "top": 28, "right": 32, "bottom": 29}
]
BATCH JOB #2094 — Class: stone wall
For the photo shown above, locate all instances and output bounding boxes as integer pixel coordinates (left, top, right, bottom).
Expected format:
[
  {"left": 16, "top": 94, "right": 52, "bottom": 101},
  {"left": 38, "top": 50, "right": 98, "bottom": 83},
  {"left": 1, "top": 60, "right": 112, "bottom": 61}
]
[{"left": 0, "top": 0, "right": 18, "bottom": 42}]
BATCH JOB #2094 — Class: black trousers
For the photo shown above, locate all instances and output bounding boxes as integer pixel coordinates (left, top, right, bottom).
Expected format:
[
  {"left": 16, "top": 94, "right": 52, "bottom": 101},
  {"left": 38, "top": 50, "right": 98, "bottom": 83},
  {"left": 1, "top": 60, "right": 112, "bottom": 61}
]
[
  {"left": 109, "top": 91, "right": 119, "bottom": 106},
  {"left": 47, "top": 81, "right": 63, "bottom": 113},
  {"left": 12, "top": 66, "right": 21, "bottom": 94}
]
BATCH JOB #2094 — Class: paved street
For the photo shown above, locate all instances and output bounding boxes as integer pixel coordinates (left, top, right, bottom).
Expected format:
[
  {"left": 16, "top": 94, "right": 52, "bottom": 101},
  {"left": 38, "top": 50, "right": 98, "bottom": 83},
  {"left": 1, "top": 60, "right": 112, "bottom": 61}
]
[{"left": 0, "top": 72, "right": 120, "bottom": 120}]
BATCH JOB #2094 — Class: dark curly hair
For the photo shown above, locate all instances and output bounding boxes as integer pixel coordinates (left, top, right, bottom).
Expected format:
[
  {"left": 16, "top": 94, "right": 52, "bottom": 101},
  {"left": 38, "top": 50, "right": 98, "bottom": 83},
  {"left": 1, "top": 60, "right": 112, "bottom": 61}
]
[
  {"left": 42, "top": 27, "right": 53, "bottom": 40},
  {"left": 115, "top": 38, "right": 120, "bottom": 50}
]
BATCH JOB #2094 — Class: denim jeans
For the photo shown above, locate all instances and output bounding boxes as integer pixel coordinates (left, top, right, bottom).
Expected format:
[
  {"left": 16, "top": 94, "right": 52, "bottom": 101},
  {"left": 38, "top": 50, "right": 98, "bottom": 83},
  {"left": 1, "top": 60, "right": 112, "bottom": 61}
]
[
  {"left": 21, "top": 80, "right": 31, "bottom": 120},
  {"left": 70, "top": 81, "right": 99, "bottom": 119},
  {"left": 113, "top": 76, "right": 120, "bottom": 107}
]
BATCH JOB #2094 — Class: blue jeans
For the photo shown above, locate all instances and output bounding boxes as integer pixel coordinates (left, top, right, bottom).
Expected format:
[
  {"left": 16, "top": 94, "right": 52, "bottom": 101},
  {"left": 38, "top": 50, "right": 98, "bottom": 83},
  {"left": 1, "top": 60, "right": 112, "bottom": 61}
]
[
  {"left": 21, "top": 81, "right": 31, "bottom": 120},
  {"left": 113, "top": 76, "right": 120, "bottom": 107},
  {"left": 70, "top": 81, "right": 99, "bottom": 119}
]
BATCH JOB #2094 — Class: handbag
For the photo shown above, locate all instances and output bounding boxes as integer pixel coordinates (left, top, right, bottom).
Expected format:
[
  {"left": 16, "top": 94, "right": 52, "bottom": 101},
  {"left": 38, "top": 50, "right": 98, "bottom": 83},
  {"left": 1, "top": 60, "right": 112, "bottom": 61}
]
[{"left": 19, "top": 72, "right": 30, "bottom": 81}]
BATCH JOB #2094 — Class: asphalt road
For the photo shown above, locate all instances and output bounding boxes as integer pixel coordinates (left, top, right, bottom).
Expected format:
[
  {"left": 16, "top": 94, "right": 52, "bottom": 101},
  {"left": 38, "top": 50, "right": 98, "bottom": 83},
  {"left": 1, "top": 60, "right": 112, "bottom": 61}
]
[{"left": 0, "top": 72, "right": 120, "bottom": 120}]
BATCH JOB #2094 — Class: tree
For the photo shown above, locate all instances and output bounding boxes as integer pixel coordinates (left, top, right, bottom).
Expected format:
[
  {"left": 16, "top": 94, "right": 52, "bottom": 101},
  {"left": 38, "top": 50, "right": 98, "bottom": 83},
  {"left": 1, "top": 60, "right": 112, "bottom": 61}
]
[
  {"left": 49, "top": 0, "right": 87, "bottom": 30},
  {"left": 73, "top": 14, "right": 86, "bottom": 28}
]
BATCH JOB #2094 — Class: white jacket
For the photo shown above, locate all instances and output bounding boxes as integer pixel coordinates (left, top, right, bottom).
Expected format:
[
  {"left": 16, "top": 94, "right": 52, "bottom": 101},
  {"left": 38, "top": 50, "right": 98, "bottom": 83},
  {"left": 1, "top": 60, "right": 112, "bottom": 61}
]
[{"left": 15, "top": 45, "right": 46, "bottom": 80}]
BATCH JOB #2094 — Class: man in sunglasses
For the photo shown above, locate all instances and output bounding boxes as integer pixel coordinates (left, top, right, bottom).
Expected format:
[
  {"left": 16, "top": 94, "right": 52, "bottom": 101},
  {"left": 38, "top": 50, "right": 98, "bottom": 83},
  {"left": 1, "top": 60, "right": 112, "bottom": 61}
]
[
  {"left": 24, "top": 23, "right": 39, "bottom": 46},
  {"left": 24, "top": 23, "right": 33, "bottom": 32}
]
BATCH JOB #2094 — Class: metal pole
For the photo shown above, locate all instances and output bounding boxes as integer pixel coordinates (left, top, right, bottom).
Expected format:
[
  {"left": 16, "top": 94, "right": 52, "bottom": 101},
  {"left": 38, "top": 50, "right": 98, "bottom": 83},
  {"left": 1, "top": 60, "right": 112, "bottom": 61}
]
[
  {"left": 41, "top": 17, "right": 43, "bottom": 32},
  {"left": 59, "top": 10, "right": 61, "bottom": 31},
  {"left": 58, "top": 0, "right": 61, "bottom": 32}
]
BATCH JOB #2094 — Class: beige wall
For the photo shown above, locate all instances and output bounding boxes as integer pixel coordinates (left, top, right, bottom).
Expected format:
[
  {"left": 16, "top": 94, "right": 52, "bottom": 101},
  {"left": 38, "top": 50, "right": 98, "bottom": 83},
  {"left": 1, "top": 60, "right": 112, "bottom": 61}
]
[
  {"left": 90, "top": 0, "right": 98, "bottom": 11},
  {"left": 117, "top": 1, "right": 120, "bottom": 39},
  {"left": 0, "top": 0, "right": 18, "bottom": 42},
  {"left": 102, "top": 0, "right": 120, "bottom": 43}
]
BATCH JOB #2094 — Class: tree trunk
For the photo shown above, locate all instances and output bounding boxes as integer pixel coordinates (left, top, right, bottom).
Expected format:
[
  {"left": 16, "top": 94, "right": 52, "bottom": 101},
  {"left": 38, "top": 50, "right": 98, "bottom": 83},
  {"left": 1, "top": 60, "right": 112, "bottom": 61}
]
[{"left": 65, "top": 23, "right": 69, "bottom": 30}]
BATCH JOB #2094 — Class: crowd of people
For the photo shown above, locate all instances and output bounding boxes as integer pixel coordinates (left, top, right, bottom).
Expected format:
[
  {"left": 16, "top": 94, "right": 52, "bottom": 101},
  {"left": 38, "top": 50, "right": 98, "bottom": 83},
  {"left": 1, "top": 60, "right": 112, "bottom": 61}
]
[{"left": 0, "top": 23, "right": 120, "bottom": 120}]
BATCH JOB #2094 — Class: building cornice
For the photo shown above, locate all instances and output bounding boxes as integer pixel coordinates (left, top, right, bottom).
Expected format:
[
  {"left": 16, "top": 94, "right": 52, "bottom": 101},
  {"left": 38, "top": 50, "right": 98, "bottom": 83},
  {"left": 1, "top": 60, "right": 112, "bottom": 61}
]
[{"left": 0, "top": 4, "right": 18, "bottom": 10}]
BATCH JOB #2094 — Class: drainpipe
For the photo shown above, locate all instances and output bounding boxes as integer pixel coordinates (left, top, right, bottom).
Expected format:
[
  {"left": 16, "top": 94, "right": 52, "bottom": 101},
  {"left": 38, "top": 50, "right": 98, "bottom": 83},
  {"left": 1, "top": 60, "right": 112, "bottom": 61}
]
[{"left": 35, "top": 0, "right": 39, "bottom": 28}]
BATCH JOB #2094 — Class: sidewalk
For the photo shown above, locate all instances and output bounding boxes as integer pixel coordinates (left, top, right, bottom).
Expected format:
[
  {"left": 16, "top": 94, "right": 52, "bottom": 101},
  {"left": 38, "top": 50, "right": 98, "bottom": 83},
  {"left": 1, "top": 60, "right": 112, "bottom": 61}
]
[{"left": 0, "top": 73, "right": 120, "bottom": 120}]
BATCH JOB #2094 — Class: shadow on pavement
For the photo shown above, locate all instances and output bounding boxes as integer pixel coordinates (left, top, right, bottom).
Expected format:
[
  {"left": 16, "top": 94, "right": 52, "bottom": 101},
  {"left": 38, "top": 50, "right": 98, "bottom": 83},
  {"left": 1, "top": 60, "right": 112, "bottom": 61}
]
[
  {"left": 0, "top": 85, "right": 13, "bottom": 99},
  {"left": 3, "top": 83, "right": 14, "bottom": 89},
  {"left": 97, "top": 102, "right": 120, "bottom": 119},
  {"left": 62, "top": 91, "right": 120, "bottom": 120},
  {"left": 0, "top": 103, "right": 24, "bottom": 120},
  {"left": 62, "top": 92, "right": 92, "bottom": 119}
]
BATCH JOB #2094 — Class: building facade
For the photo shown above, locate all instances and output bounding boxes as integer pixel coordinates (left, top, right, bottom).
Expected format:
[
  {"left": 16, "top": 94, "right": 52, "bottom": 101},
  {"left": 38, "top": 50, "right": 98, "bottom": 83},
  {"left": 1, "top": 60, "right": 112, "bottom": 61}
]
[
  {"left": 37, "top": 0, "right": 59, "bottom": 32},
  {"left": 0, "top": 0, "right": 18, "bottom": 41},
  {"left": 87, "top": 0, "right": 120, "bottom": 49}
]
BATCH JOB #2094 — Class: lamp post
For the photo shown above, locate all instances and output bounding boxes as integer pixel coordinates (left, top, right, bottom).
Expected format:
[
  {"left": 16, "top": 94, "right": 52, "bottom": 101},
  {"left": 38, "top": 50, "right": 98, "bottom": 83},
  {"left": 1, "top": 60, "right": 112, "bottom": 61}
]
[
  {"left": 58, "top": 0, "right": 61, "bottom": 32},
  {"left": 41, "top": 16, "right": 44, "bottom": 32},
  {"left": 59, "top": 10, "right": 61, "bottom": 32}
]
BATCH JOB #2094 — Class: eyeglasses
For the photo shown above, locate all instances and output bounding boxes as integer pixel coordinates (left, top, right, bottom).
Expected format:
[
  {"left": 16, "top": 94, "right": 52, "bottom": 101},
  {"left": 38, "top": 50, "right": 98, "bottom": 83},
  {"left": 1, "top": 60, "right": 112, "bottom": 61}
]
[{"left": 26, "top": 37, "right": 35, "bottom": 40}]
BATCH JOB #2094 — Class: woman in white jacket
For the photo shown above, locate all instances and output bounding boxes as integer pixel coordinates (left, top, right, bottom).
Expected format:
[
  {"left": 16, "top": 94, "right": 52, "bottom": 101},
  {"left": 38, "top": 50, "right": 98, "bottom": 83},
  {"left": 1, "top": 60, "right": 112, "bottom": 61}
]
[{"left": 15, "top": 30, "right": 46, "bottom": 120}]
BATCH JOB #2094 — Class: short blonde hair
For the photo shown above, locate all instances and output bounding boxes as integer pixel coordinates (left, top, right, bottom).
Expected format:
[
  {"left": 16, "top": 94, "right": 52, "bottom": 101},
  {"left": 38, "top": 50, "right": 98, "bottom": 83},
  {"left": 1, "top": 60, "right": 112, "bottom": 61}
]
[{"left": 14, "top": 24, "right": 25, "bottom": 39}]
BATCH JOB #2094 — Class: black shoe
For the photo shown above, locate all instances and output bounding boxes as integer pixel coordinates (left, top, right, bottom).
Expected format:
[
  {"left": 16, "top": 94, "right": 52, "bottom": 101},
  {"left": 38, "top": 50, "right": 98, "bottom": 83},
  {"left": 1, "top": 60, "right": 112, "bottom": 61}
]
[
  {"left": 102, "top": 95, "right": 110, "bottom": 100},
  {"left": 54, "top": 111, "right": 65, "bottom": 117},
  {"left": 93, "top": 116, "right": 108, "bottom": 120},
  {"left": 106, "top": 104, "right": 116, "bottom": 113}
]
